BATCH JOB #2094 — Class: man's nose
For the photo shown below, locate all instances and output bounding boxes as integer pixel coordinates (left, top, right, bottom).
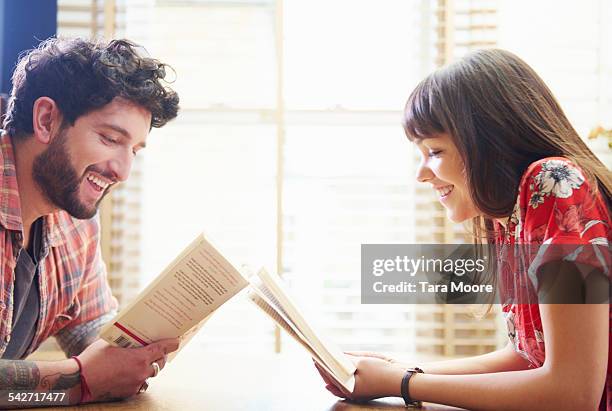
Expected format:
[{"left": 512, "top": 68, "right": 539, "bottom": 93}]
[{"left": 109, "top": 149, "right": 134, "bottom": 182}]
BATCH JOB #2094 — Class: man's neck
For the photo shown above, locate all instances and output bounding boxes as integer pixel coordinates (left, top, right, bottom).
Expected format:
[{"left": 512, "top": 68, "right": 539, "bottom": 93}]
[{"left": 12, "top": 136, "right": 55, "bottom": 247}]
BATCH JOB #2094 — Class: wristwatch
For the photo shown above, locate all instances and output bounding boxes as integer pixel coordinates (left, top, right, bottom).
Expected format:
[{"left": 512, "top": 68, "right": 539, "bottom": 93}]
[{"left": 401, "top": 367, "right": 424, "bottom": 407}]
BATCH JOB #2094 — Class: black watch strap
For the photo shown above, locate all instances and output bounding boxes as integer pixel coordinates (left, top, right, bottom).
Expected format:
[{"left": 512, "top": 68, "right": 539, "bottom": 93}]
[{"left": 401, "top": 367, "right": 423, "bottom": 407}]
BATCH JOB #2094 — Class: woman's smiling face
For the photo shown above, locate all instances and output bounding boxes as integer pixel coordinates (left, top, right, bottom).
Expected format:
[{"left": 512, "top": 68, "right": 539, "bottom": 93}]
[{"left": 414, "top": 133, "right": 481, "bottom": 223}]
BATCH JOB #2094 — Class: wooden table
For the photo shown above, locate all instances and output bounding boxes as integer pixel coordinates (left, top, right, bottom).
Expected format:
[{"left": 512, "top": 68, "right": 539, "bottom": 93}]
[{"left": 27, "top": 345, "right": 465, "bottom": 411}]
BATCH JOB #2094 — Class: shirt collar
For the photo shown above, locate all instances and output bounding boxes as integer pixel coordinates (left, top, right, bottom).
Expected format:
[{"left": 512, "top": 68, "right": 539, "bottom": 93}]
[
  {"left": 0, "top": 132, "right": 24, "bottom": 232},
  {"left": 0, "top": 133, "right": 67, "bottom": 247}
]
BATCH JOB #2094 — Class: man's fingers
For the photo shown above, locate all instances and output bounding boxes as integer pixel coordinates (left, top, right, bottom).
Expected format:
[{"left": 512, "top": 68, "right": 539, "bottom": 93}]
[
  {"left": 155, "top": 355, "right": 168, "bottom": 371},
  {"left": 158, "top": 338, "right": 180, "bottom": 354},
  {"left": 148, "top": 354, "right": 167, "bottom": 378},
  {"left": 145, "top": 338, "right": 180, "bottom": 361}
]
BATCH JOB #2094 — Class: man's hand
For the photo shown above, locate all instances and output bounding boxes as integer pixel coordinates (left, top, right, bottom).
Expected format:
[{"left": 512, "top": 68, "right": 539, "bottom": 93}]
[
  {"left": 76, "top": 338, "right": 180, "bottom": 402},
  {"left": 314, "top": 353, "right": 406, "bottom": 403}
]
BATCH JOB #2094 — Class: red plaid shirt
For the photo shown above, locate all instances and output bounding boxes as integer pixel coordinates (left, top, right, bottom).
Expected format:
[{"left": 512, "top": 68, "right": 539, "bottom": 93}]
[{"left": 0, "top": 133, "right": 117, "bottom": 358}]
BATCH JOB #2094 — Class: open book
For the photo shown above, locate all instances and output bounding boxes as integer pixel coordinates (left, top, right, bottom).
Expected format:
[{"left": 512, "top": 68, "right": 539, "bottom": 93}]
[
  {"left": 248, "top": 268, "right": 356, "bottom": 392},
  {"left": 99, "top": 233, "right": 356, "bottom": 392},
  {"left": 99, "top": 233, "right": 247, "bottom": 359}
]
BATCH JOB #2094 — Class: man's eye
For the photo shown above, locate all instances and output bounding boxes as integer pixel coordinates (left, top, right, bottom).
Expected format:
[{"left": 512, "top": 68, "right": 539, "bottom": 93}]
[{"left": 101, "top": 135, "right": 117, "bottom": 144}]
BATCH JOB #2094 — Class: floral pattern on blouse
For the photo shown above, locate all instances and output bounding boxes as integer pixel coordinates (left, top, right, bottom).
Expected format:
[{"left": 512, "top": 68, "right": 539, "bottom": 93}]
[
  {"left": 529, "top": 159, "right": 585, "bottom": 207},
  {"left": 496, "top": 157, "right": 611, "bottom": 410}
]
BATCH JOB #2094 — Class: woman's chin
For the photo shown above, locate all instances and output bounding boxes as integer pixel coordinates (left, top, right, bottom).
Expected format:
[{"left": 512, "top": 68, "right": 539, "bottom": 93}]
[{"left": 445, "top": 208, "right": 476, "bottom": 224}]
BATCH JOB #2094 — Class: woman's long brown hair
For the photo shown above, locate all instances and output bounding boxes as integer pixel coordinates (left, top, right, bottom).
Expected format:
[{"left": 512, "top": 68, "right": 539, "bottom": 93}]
[
  {"left": 402, "top": 49, "right": 611, "bottom": 305},
  {"left": 403, "top": 48, "right": 611, "bottom": 242}
]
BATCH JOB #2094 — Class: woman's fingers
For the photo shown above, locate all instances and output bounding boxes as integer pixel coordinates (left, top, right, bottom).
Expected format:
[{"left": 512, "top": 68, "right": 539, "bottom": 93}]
[
  {"left": 345, "top": 351, "right": 390, "bottom": 361},
  {"left": 326, "top": 384, "right": 346, "bottom": 398},
  {"left": 314, "top": 361, "right": 351, "bottom": 398},
  {"left": 313, "top": 361, "right": 335, "bottom": 386}
]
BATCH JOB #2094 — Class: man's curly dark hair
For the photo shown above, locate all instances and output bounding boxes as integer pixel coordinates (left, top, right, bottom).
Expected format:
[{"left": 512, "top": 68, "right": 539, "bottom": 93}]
[{"left": 3, "top": 37, "right": 179, "bottom": 139}]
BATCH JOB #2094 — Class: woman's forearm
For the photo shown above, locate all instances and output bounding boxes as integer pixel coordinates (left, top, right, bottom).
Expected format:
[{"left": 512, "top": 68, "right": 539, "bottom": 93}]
[
  {"left": 415, "top": 342, "right": 531, "bottom": 375},
  {"left": 407, "top": 366, "right": 600, "bottom": 411}
]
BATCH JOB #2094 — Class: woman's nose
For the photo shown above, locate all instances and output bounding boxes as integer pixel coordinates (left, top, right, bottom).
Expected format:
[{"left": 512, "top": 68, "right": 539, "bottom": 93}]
[{"left": 416, "top": 160, "right": 434, "bottom": 183}]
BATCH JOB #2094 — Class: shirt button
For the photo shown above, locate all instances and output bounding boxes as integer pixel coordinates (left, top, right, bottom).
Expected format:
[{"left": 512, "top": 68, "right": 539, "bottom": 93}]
[{"left": 4, "top": 335, "right": 10, "bottom": 343}]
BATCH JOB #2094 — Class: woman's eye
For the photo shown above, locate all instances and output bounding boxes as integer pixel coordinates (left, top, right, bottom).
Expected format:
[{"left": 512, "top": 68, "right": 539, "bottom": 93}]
[{"left": 429, "top": 150, "right": 442, "bottom": 157}]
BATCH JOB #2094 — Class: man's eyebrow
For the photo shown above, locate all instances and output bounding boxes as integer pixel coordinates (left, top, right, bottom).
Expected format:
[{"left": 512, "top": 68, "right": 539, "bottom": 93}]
[{"left": 101, "top": 123, "right": 147, "bottom": 149}]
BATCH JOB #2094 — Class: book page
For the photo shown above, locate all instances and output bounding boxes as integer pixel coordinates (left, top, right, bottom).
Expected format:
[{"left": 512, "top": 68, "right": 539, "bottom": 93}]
[
  {"left": 100, "top": 233, "right": 248, "bottom": 349},
  {"left": 249, "top": 276, "right": 302, "bottom": 339},
  {"left": 250, "top": 277, "right": 344, "bottom": 371},
  {"left": 250, "top": 269, "right": 356, "bottom": 392},
  {"left": 166, "top": 312, "right": 213, "bottom": 362},
  {"left": 248, "top": 291, "right": 353, "bottom": 391},
  {"left": 248, "top": 291, "right": 311, "bottom": 354}
]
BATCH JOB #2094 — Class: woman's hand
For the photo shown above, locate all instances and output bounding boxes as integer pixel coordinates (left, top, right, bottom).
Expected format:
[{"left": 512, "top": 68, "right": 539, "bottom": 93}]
[
  {"left": 344, "top": 351, "right": 411, "bottom": 368},
  {"left": 314, "top": 353, "right": 406, "bottom": 402}
]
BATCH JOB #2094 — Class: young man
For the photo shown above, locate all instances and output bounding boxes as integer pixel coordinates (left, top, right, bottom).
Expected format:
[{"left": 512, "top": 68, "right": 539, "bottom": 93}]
[{"left": 0, "top": 37, "right": 181, "bottom": 405}]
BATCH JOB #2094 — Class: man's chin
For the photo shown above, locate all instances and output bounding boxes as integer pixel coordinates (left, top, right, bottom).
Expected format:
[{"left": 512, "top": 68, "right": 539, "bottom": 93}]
[
  {"left": 63, "top": 189, "right": 109, "bottom": 219},
  {"left": 61, "top": 199, "right": 101, "bottom": 220},
  {"left": 65, "top": 207, "right": 99, "bottom": 220}
]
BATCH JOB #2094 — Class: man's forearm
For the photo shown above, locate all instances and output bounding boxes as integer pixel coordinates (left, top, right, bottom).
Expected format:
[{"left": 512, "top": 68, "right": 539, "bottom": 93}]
[
  {"left": 57, "top": 312, "right": 116, "bottom": 357},
  {"left": 63, "top": 327, "right": 101, "bottom": 358},
  {"left": 0, "top": 359, "right": 81, "bottom": 408}
]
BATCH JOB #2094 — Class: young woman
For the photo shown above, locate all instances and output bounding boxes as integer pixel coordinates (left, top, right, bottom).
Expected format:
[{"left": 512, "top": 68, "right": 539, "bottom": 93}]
[{"left": 316, "top": 49, "right": 611, "bottom": 410}]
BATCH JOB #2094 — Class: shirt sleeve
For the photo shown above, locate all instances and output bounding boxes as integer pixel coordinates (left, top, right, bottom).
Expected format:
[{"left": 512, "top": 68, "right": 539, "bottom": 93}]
[
  {"left": 55, "top": 311, "right": 116, "bottom": 356},
  {"left": 518, "top": 158, "right": 611, "bottom": 283},
  {"left": 54, "top": 217, "right": 118, "bottom": 353}
]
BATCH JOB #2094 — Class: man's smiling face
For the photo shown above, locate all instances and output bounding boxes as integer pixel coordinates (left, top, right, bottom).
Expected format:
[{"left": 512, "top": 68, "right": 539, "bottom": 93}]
[{"left": 33, "top": 98, "right": 151, "bottom": 219}]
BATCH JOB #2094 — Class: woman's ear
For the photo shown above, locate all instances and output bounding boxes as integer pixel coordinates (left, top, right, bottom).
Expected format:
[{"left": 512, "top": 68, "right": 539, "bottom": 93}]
[{"left": 32, "top": 97, "right": 63, "bottom": 144}]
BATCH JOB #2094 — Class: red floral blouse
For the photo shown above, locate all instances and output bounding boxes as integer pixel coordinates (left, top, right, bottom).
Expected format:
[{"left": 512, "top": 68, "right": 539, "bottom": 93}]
[{"left": 495, "top": 157, "right": 611, "bottom": 410}]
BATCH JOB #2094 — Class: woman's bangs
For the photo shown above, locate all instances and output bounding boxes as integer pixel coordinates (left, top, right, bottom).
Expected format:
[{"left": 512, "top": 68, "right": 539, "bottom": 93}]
[{"left": 402, "top": 78, "right": 445, "bottom": 142}]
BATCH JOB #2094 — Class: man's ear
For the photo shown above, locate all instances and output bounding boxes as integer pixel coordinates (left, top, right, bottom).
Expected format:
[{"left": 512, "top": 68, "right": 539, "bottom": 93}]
[{"left": 32, "top": 97, "right": 63, "bottom": 144}]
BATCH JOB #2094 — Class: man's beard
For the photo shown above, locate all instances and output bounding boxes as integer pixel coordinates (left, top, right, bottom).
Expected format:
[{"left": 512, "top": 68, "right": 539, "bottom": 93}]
[{"left": 32, "top": 130, "right": 108, "bottom": 220}]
